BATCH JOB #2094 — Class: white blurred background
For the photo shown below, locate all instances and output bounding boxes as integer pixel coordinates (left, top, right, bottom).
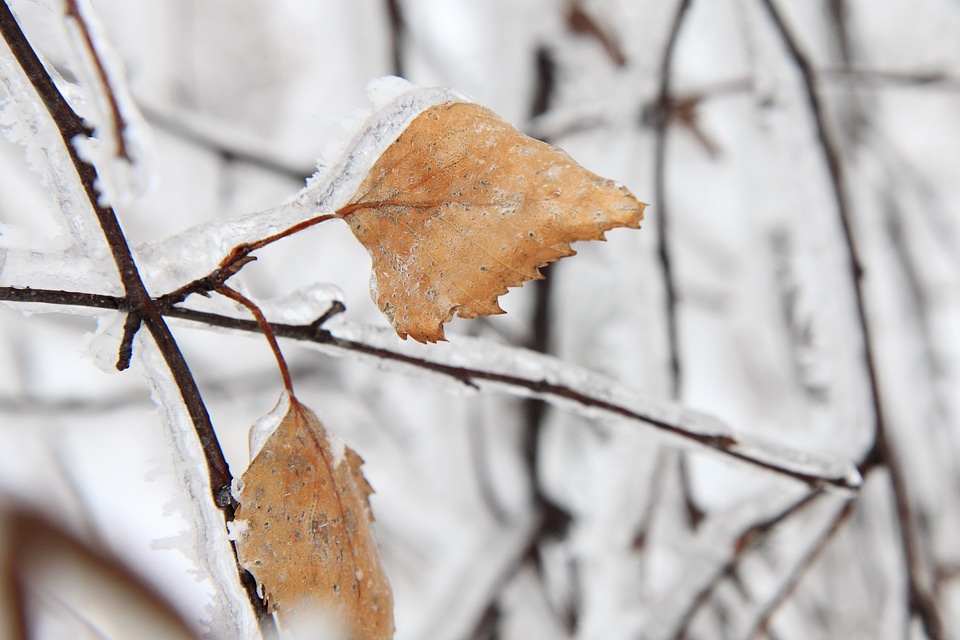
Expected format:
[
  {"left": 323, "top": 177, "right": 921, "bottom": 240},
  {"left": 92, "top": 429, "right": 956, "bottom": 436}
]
[{"left": 1, "top": 0, "right": 959, "bottom": 638}]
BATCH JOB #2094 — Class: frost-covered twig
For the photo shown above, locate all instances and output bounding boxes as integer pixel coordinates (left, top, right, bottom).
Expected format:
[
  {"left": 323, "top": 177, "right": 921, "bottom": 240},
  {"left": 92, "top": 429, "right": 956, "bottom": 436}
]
[
  {"left": 0, "top": 284, "right": 864, "bottom": 489},
  {"left": 757, "top": 0, "right": 943, "bottom": 636},
  {"left": 185, "top": 311, "right": 865, "bottom": 489},
  {"left": 0, "top": 3, "right": 230, "bottom": 508},
  {"left": 63, "top": 0, "right": 129, "bottom": 161},
  {"left": 0, "top": 3, "right": 274, "bottom": 629}
]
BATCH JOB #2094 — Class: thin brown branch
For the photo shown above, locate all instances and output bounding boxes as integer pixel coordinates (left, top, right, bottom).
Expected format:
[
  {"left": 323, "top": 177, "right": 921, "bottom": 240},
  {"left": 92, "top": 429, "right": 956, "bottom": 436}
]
[
  {"left": 652, "top": 0, "right": 693, "bottom": 398},
  {"left": 230, "top": 213, "right": 339, "bottom": 263},
  {"left": 383, "top": 0, "right": 406, "bottom": 77},
  {"left": 64, "top": 0, "right": 129, "bottom": 161},
  {"left": 0, "top": 286, "right": 125, "bottom": 309},
  {"left": 308, "top": 299, "right": 346, "bottom": 330},
  {"left": 200, "top": 309, "right": 858, "bottom": 486},
  {"left": 650, "top": 0, "right": 707, "bottom": 593},
  {"left": 0, "top": 3, "right": 274, "bottom": 629},
  {"left": 756, "top": 0, "right": 942, "bottom": 636},
  {"left": 566, "top": 1, "right": 627, "bottom": 67},
  {"left": 0, "top": 0, "right": 229, "bottom": 510},
  {"left": 115, "top": 311, "right": 141, "bottom": 371},
  {"left": 668, "top": 491, "right": 823, "bottom": 639},
  {"left": 821, "top": 68, "right": 960, "bottom": 90},
  {"left": 744, "top": 500, "right": 854, "bottom": 640}
]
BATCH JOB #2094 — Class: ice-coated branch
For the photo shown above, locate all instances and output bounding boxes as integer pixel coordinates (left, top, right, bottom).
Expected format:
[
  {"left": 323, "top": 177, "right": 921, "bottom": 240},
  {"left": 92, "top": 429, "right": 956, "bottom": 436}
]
[
  {"left": 64, "top": 0, "right": 129, "bottom": 161},
  {"left": 757, "top": 0, "right": 942, "bottom": 636},
  {"left": 0, "top": 3, "right": 274, "bottom": 630},
  {"left": 0, "top": 2, "right": 228, "bottom": 500},
  {"left": 0, "top": 284, "right": 863, "bottom": 491},
  {"left": 196, "top": 312, "right": 864, "bottom": 490},
  {"left": 155, "top": 214, "right": 338, "bottom": 310}
]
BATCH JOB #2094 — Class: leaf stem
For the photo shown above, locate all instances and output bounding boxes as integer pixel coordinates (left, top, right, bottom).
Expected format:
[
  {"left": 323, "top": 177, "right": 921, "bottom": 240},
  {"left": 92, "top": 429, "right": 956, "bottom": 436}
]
[
  {"left": 159, "top": 213, "right": 337, "bottom": 308},
  {"left": 226, "top": 213, "right": 339, "bottom": 261},
  {"left": 217, "top": 286, "right": 295, "bottom": 396}
]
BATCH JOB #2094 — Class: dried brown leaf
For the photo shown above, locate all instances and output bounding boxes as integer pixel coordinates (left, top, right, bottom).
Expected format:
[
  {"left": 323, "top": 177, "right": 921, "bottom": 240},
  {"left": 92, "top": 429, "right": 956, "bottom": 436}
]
[
  {"left": 339, "top": 101, "right": 645, "bottom": 343},
  {"left": 233, "top": 399, "right": 393, "bottom": 638}
]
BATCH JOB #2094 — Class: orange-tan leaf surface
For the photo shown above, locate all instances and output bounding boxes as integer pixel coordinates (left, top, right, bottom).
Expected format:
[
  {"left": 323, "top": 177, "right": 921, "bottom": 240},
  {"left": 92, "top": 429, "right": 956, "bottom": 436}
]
[
  {"left": 233, "top": 399, "right": 393, "bottom": 639},
  {"left": 338, "top": 100, "right": 646, "bottom": 343}
]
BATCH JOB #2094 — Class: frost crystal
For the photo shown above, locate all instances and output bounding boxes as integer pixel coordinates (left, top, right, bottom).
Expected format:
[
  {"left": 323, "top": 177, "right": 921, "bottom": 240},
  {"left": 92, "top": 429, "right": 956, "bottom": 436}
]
[
  {"left": 247, "top": 390, "right": 292, "bottom": 461},
  {"left": 136, "top": 335, "right": 261, "bottom": 639}
]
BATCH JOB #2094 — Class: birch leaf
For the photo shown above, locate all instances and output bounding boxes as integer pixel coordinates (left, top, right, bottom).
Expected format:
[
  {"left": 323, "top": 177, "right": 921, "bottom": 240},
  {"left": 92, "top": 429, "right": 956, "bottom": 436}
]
[
  {"left": 233, "top": 398, "right": 393, "bottom": 639},
  {"left": 338, "top": 101, "right": 646, "bottom": 343}
]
